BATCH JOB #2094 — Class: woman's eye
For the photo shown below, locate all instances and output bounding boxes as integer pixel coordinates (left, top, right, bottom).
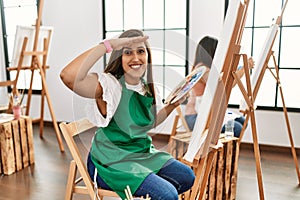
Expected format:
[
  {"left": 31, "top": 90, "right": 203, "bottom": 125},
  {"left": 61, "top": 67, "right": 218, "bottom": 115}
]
[
  {"left": 123, "top": 50, "right": 131, "bottom": 55},
  {"left": 138, "top": 49, "right": 145, "bottom": 54}
]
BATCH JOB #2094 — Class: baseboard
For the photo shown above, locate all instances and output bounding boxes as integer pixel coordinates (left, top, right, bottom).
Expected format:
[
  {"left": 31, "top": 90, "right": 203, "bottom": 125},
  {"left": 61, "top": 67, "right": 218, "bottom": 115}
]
[
  {"left": 151, "top": 133, "right": 300, "bottom": 155},
  {"left": 32, "top": 119, "right": 62, "bottom": 125},
  {"left": 239, "top": 142, "right": 300, "bottom": 155}
]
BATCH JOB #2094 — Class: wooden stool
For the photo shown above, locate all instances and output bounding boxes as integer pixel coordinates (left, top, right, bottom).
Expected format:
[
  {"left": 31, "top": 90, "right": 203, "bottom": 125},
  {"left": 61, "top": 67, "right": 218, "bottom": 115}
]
[{"left": 0, "top": 116, "right": 34, "bottom": 175}]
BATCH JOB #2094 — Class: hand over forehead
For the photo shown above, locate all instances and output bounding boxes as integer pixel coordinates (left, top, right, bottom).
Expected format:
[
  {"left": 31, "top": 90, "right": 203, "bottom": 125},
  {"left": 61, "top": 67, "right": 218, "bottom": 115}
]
[{"left": 111, "top": 36, "right": 149, "bottom": 50}]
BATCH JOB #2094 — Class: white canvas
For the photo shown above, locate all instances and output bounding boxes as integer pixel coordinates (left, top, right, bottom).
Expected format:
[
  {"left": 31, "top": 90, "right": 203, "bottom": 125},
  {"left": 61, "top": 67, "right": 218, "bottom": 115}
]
[
  {"left": 184, "top": 0, "right": 245, "bottom": 162},
  {"left": 239, "top": 24, "right": 279, "bottom": 111},
  {"left": 251, "top": 24, "right": 278, "bottom": 91},
  {"left": 9, "top": 25, "right": 53, "bottom": 89}
]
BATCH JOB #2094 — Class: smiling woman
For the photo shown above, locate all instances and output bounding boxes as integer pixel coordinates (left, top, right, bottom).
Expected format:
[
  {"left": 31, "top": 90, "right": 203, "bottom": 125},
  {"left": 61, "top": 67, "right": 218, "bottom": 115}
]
[{"left": 60, "top": 29, "right": 195, "bottom": 200}]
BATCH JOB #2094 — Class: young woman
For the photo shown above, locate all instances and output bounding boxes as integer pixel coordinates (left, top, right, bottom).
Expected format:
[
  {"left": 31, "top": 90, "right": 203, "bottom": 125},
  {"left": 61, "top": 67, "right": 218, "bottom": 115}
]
[
  {"left": 184, "top": 36, "right": 253, "bottom": 137},
  {"left": 60, "top": 29, "right": 195, "bottom": 200}
]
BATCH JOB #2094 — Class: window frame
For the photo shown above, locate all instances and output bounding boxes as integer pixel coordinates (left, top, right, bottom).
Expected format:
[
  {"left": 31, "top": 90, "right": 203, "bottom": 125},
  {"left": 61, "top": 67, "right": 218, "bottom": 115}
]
[
  {"left": 102, "top": 0, "right": 190, "bottom": 100},
  {"left": 0, "top": 0, "right": 41, "bottom": 94}
]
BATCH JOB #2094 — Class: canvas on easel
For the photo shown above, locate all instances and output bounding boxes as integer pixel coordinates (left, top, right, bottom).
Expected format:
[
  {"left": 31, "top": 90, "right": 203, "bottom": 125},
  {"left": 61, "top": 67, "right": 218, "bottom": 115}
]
[
  {"left": 173, "top": 0, "right": 251, "bottom": 199},
  {"left": 9, "top": 25, "right": 53, "bottom": 90},
  {"left": 6, "top": 0, "right": 64, "bottom": 152}
]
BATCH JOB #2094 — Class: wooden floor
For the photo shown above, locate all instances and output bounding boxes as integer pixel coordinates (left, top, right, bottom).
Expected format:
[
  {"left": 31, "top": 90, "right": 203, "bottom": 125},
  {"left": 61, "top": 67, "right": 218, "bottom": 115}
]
[{"left": 1, "top": 123, "right": 300, "bottom": 200}]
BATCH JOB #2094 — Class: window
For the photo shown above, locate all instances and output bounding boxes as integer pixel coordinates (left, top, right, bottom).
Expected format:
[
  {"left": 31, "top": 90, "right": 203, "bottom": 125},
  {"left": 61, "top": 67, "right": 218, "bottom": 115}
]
[
  {"left": 229, "top": 0, "right": 300, "bottom": 111},
  {"left": 103, "top": 0, "right": 189, "bottom": 100},
  {"left": 1, "top": 0, "right": 39, "bottom": 91}
]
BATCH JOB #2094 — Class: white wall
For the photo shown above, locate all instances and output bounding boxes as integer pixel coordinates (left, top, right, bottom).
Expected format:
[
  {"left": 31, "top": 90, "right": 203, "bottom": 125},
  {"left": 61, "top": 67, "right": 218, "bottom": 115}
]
[
  {"left": 40, "top": 0, "right": 103, "bottom": 122},
  {"left": 1, "top": 0, "right": 299, "bottom": 148},
  {"left": 238, "top": 109, "right": 300, "bottom": 148},
  {"left": 189, "top": 0, "right": 224, "bottom": 65}
]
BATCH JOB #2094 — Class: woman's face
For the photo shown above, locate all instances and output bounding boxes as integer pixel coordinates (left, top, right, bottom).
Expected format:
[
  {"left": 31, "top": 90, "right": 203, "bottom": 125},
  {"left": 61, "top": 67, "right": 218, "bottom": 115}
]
[{"left": 122, "top": 41, "right": 148, "bottom": 84}]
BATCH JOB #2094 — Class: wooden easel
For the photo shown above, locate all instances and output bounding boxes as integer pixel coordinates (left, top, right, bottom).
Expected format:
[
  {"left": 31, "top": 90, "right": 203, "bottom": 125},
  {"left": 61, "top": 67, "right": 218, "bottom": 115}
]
[
  {"left": 231, "top": 1, "right": 299, "bottom": 199},
  {"left": 232, "top": 53, "right": 266, "bottom": 200},
  {"left": 175, "top": 1, "right": 251, "bottom": 199},
  {"left": 235, "top": 51, "right": 300, "bottom": 190},
  {"left": 266, "top": 53, "right": 300, "bottom": 184},
  {"left": 7, "top": 0, "right": 64, "bottom": 152}
]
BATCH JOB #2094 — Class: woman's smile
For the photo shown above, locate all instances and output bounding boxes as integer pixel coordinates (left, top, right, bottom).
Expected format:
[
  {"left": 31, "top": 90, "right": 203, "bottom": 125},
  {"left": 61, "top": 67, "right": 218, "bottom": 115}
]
[{"left": 130, "top": 64, "right": 142, "bottom": 69}]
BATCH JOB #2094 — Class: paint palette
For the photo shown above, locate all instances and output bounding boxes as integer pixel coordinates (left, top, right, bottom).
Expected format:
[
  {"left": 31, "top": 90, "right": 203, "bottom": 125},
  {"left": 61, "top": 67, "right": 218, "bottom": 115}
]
[{"left": 164, "top": 65, "right": 207, "bottom": 104}]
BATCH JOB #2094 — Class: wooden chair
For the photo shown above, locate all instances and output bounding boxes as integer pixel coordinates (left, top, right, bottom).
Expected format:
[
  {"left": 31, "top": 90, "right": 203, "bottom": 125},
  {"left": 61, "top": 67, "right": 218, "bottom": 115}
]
[{"left": 59, "top": 119, "right": 119, "bottom": 200}]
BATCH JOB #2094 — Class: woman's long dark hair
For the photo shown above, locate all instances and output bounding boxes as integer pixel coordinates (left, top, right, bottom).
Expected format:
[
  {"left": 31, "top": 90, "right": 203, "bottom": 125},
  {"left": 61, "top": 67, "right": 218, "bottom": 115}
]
[
  {"left": 104, "top": 29, "right": 156, "bottom": 106},
  {"left": 193, "top": 36, "right": 218, "bottom": 69}
]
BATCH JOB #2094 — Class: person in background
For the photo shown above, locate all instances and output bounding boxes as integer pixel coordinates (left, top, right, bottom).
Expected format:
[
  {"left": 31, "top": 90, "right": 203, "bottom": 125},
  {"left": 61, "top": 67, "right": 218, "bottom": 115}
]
[
  {"left": 60, "top": 29, "right": 195, "bottom": 200},
  {"left": 184, "top": 36, "right": 254, "bottom": 137}
]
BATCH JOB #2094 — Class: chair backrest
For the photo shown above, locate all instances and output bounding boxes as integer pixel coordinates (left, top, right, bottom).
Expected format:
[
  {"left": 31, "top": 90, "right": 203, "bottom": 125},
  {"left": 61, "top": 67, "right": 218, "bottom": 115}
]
[
  {"left": 59, "top": 119, "right": 96, "bottom": 199},
  {"left": 60, "top": 118, "right": 126, "bottom": 200}
]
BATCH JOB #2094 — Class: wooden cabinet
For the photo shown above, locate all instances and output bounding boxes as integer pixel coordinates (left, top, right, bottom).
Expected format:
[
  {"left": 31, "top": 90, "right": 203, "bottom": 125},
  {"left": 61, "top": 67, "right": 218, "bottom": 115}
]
[
  {"left": 169, "top": 134, "right": 239, "bottom": 200},
  {"left": 0, "top": 116, "right": 34, "bottom": 175}
]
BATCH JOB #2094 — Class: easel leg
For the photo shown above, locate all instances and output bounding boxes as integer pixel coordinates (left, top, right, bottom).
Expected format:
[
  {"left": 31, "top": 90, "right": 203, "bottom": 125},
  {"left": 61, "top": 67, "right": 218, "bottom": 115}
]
[
  {"left": 277, "top": 77, "right": 300, "bottom": 184},
  {"left": 39, "top": 81, "right": 45, "bottom": 138},
  {"left": 238, "top": 113, "right": 250, "bottom": 145},
  {"left": 25, "top": 68, "right": 35, "bottom": 116},
  {"left": 197, "top": 150, "right": 217, "bottom": 200},
  {"left": 39, "top": 69, "right": 64, "bottom": 152},
  {"left": 189, "top": 157, "right": 207, "bottom": 200},
  {"left": 249, "top": 110, "right": 265, "bottom": 200},
  {"left": 187, "top": 149, "right": 218, "bottom": 200},
  {"left": 269, "top": 56, "right": 300, "bottom": 184}
]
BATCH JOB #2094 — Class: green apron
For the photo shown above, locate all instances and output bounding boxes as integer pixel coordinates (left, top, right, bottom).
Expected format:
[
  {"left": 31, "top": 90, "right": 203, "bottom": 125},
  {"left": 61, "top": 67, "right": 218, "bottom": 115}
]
[{"left": 91, "top": 76, "right": 172, "bottom": 199}]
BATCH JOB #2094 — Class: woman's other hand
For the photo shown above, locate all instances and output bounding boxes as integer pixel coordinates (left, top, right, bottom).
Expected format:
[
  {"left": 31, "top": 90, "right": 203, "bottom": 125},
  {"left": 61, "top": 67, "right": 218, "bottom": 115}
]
[{"left": 248, "top": 57, "right": 255, "bottom": 69}]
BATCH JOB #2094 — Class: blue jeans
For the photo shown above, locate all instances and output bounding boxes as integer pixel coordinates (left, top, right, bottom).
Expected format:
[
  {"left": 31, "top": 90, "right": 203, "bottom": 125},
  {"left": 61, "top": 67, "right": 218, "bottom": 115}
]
[
  {"left": 185, "top": 114, "right": 246, "bottom": 137},
  {"left": 87, "top": 154, "right": 195, "bottom": 200},
  {"left": 184, "top": 114, "right": 198, "bottom": 131}
]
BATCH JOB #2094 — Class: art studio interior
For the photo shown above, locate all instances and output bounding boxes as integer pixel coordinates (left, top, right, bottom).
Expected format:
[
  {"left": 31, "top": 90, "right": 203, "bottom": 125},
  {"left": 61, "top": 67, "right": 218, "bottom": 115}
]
[{"left": 0, "top": 0, "right": 300, "bottom": 199}]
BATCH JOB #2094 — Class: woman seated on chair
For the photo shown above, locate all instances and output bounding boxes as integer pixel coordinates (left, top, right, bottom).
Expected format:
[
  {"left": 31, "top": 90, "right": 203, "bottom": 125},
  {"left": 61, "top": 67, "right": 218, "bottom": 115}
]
[
  {"left": 60, "top": 29, "right": 195, "bottom": 200},
  {"left": 184, "top": 36, "right": 254, "bottom": 137}
]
